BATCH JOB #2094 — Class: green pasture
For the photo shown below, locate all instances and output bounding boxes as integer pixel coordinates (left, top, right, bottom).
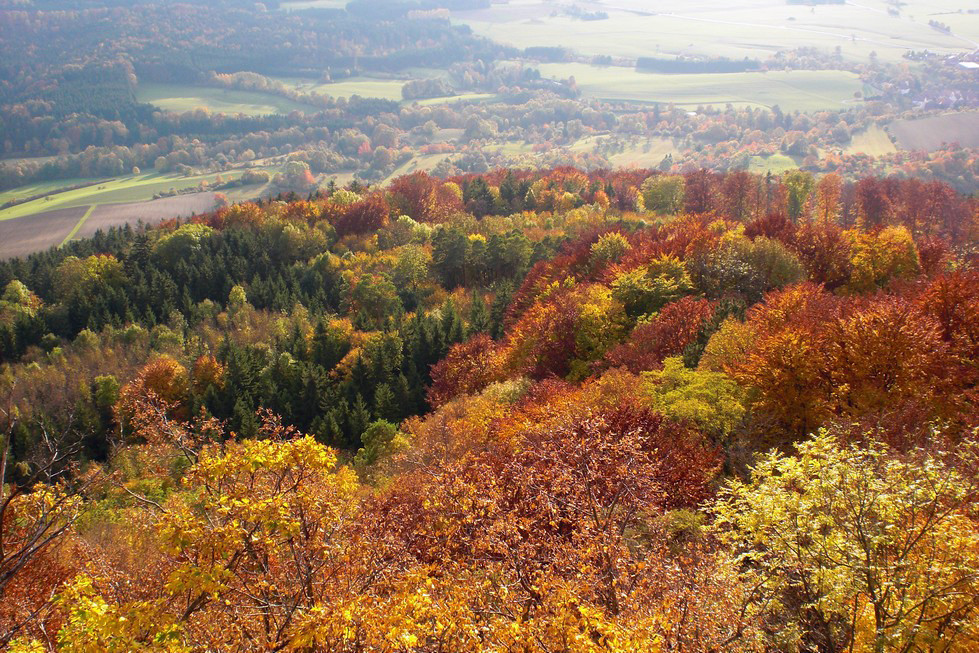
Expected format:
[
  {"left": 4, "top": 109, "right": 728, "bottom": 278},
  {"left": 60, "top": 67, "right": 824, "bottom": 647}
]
[
  {"left": 0, "top": 178, "right": 101, "bottom": 206},
  {"left": 748, "top": 154, "right": 800, "bottom": 174},
  {"left": 276, "top": 77, "right": 408, "bottom": 102},
  {"left": 453, "top": 0, "right": 978, "bottom": 65},
  {"left": 414, "top": 93, "right": 499, "bottom": 107},
  {"left": 536, "top": 63, "right": 864, "bottom": 112},
  {"left": 136, "top": 83, "right": 319, "bottom": 116}
]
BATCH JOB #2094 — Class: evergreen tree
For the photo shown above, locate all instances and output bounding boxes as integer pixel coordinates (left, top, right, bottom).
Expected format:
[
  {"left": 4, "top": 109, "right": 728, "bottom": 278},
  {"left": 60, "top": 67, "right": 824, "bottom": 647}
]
[{"left": 467, "top": 292, "right": 490, "bottom": 336}]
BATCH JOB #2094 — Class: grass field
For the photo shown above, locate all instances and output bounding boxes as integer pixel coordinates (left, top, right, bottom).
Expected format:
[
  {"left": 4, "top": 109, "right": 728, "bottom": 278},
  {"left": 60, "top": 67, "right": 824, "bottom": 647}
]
[
  {"left": 536, "top": 63, "right": 863, "bottom": 112},
  {"left": 380, "top": 154, "right": 449, "bottom": 185},
  {"left": 608, "top": 139, "right": 678, "bottom": 168},
  {"left": 845, "top": 124, "right": 897, "bottom": 156},
  {"left": 277, "top": 77, "right": 408, "bottom": 102},
  {"left": 136, "top": 83, "right": 319, "bottom": 115},
  {"left": 415, "top": 93, "right": 499, "bottom": 107},
  {"left": 451, "top": 0, "right": 978, "bottom": 65},
  {"left": 748, "top": 153, "right": 800, "bottom": 174},
  {"left": 889, "top": 111, "right": 979, "bottom": 151},
  {"left": 0, "top": 178, "right": 101, "bottom": 207},
  {"left": 567, "top": 136, "right": 678, "bottom": 168}
]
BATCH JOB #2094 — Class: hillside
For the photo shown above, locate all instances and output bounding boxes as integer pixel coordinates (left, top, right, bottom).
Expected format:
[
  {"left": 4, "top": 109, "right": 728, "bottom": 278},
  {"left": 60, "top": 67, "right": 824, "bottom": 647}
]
[{"left": 2, "top": 167, "right": 979, "bottom": 651}]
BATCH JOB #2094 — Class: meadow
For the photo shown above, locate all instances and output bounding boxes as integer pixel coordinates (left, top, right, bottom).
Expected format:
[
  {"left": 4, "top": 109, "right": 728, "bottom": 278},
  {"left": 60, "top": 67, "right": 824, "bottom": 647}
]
[
  {"left": 748, "top": 153, "right": 800, "bottom": 174},
  {"left": 537, "top": 63, "right": 864, "bottom": 112},
  {"left": 277, "top": 76, "right": 408, "bottom": 102},
  {"left": 135, "top": 83, "right": 320, "bottom": 115},
  {"left": 0, "top": 178, "right": 99, "bottom": 207}
]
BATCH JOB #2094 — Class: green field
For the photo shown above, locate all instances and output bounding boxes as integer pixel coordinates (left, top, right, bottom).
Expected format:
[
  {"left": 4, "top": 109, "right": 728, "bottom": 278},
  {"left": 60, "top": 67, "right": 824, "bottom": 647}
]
[
  {"left": 136, "top": 83, "right": 320, "bottom": 115},
  {"left": 748, "top": 153, "right": 800, "bottom": 174},
  {"left": 414, "top": 93, "right": 499, "bottom": 107},
  {"left": 0, "top": 170, "right": 263, "bottom": 222},
  {"left": 277, "top": 77, "right": 408, "bottom": 102},
  {"left": 537, "top": 63, "right": 863, "bottom": 112},
  {"left": 0, "top": 178, "right": 100, "bottom": 206},
  {"left": 452, "top": 0, "right": 979, "bottom": 65}
]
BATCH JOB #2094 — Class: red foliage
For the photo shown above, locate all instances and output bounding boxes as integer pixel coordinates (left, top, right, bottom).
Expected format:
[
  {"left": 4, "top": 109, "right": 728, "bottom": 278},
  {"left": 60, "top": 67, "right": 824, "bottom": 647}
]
[
  {"left": 856, "top": 177, "right": 891, "bottom": 228},
  {"left": 602, "top": 298, "right": 716, "bottom": 373},
  {"left": 333, "top": 193, "right": 390, "bottom": 237},
  {"left": 504, "top": 285, "right": 581, "bottom": 379},
  {"left": 388, "top": 171, "right": 450, "bottom": 223},
  {"left": 374, "top": 403, "right": 721, "bottom": 569},
  {"left": 427, "top": 335, "right": 507, "bottom": 407},
  {"left": 790, "top": 221, "right": 853, "bottom": 291},
  {"left": 919, "top": 270, "right": 979, "bottom": 379},
  {"left": 683, "top": 168, "right": 719, "bottom": 215},
  {"left": 745, "top": 212, "right": 796, "bottom": 244}
]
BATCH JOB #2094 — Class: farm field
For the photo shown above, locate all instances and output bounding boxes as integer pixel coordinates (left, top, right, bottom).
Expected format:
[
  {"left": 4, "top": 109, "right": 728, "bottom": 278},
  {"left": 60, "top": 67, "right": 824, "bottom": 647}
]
[
  {"left": 71, "top": 194, "right": 220, "bottom": 242},
  {"left": 845, "top": 124, "right": 897, "bottom": 156},
  {"left": 0, "top": 206, "right": 89, "bottom": 259},
  {"left": 0, "top": 194, "right": 225, "bottom": 259},
  {"left": 450, "top": 0, "right": 979, "bottom": 64},
  {"left": 0, "top": 170, "right": 252, "bottom": 222},
  {"left": 889, "top": 111, "right": 979, "bottom": 151},
  {"left": 536, "top": 63, "right": 864, "bottom": 112},
  {"left": 135, "top": 83, "right": 319, "bottom": 115},
  {"left": 600, "top": 138, "right": 679, "bottom": 169}
]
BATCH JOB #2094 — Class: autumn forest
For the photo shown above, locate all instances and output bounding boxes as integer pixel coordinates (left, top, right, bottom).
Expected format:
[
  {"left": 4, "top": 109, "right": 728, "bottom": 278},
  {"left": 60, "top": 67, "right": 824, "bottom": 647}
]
[
  {"left": 0, "top": 164, "right": 977, "bottom": 652},
  {"left": 2, "top": 0, "right": 979, "bottom": 649}
]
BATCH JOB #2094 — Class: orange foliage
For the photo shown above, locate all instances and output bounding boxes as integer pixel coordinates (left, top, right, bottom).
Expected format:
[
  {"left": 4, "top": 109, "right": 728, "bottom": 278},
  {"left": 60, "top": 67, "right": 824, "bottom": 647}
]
[
  {"left": 602, "top": 297, "right": 715, "bottom": 373},
  {"left": 116, "top": 355, "right": 190, "bottom": 422},
  {"left": 427, "top": 334, "right": 508, "bottom": 407}
]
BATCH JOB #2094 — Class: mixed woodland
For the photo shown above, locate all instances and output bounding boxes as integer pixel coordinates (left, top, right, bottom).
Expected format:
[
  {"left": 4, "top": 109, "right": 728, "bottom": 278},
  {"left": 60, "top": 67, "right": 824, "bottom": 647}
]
[{"left": 2, "top": 166, "right": 979, "bottom": 651}]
